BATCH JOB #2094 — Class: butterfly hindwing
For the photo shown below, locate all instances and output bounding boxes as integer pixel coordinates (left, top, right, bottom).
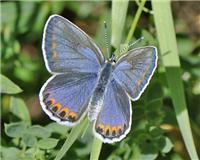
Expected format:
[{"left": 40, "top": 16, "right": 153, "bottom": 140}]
[
  {"left": 94, "top": 78, "right": 132, "bottom": 143},
  {"left": 39, "top": 72, "right": 98, "bottom": 126},
  {"left": 113, "top": 46, "right": 157, "bottom": 100},
  {"left": 42, "top": 14, "right": 104, "bottom": 74}
]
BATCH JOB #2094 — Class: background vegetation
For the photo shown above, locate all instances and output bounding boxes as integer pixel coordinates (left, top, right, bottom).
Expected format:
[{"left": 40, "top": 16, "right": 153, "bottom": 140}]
[{"left": 1, "top": 1, "right": 200, "bottom": 160}]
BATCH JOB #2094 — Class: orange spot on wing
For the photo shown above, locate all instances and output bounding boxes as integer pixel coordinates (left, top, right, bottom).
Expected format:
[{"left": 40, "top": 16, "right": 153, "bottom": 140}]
[
  {"left": 97, "top": 124, "right": 104, "bottom": 129},
  {"left": 117, "top": 125, "right": 122, "bottom": 129},
  {"left": 51, "top": 41, "right": 57, "bottom": 49},
  {"left": 104, "top": 125, "right": 110, "bottom": 135},
  {"left": 117, "top": 125, "right": 123, "bottom": 134},
  {"left": 69, "top": 112, "right": 77, "bottom": 119},
  {"left": 51, "top": 35, "right": 58, "bottom": 61},
  {"left": 54, "top": 103, "right": 62, "bottom": 111},
  {"left": 59, "top": 107, "right": 69, "bottom": 118},
  {"left": 52, "top": 50, "right": 57, "bottom": 61},
  {"left": 137, "top": 70, "right": 148, "bottom": 87},
  {"left": 49, "top": 98, "right": 56, "bottom": 105},
  {"left": 61, "top": 107, "right": 69, "bottom": 115},
  {"left": 111, "top": 126, "right": 117, "bottom": 132},
  {"left": 137, "top": 79, "right": 142, "bottom": 87}
]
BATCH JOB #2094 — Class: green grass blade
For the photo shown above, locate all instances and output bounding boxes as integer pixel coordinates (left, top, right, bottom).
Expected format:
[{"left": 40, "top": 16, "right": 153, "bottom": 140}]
[
  {"left": 152, "top": 1, "right": 199, "bottom": 159},
  {"left": 111, "top": 0, "right": 129, "bottom": 51},
  {"left": 114, "top": 0, "right": 146, "bottom": 57},
  {"left": 125, "top": 0, "right": 147, "bottom": 44},
  {"left": 54, "top": 118, "right": 88, "bottom": 160},
  {"left": 90, "top": 137, "right": 102, "bottom": 160}
]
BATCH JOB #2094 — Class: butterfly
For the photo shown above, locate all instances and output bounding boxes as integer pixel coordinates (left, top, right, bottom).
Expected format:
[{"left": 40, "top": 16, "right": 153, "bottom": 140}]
[{"left": 39, "top": 14, "right": 157, "bottom": 143}]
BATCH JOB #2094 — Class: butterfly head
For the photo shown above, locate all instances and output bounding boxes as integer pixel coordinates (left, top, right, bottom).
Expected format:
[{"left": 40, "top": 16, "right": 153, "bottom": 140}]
[{"left": 108, "top": 54, "right": 116, "bottom": 65}]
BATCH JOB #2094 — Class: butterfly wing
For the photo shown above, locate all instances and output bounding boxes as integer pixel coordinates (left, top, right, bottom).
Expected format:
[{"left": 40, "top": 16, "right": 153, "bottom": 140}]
[
  {"left": 112, "top": 46, "right": 157, "bottom": 100},
  {"left": 93, "top": 78, "right": 132, "bottom": 143},
  {"left": 39, "top": 72, "right": 98, "bottom": 126},
  {"left": 42, "top": 14, "right": 104, "bottom": 74}
]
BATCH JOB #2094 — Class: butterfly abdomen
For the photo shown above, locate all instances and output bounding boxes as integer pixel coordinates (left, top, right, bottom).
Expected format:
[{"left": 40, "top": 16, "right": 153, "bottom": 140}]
[{"left": 88, "top": 62, "right": 113, "bottom": 121}]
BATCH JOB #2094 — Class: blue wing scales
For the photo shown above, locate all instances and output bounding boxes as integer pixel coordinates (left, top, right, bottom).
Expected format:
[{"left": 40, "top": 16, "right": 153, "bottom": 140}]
[
  {"left": 94, "top": 78, "right": 132, "bottom": 143},
  {"left": 112, "top": 46, "right": 157, "bottom": 100},
  {"left": 39, "top": 72, "right": 98, "bottom": 126},
  {"left": 42, "top": 15, "right": 104, "bottom": 74}
]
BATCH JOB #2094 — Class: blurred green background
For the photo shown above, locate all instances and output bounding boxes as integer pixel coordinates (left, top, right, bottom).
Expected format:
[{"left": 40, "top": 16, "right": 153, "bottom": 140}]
[{"left": 1, "top": 1, "right": 200, "bottom": 160}]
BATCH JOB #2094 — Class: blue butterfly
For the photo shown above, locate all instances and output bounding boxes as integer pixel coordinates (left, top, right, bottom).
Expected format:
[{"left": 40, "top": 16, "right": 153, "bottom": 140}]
[{"left": 39, "top": 14, "right": 157, "bottom": 143}]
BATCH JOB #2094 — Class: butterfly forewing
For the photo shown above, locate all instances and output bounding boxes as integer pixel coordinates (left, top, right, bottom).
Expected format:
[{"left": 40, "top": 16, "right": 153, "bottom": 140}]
[
  {"left": 113, "top": 46, "right": 157, "bottom": 101},
  {"left": 42, "top": 15, "right": 104, "bottom": 74}
]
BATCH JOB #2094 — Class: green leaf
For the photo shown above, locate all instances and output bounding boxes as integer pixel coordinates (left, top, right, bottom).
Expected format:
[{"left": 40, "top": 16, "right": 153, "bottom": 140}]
[
  {"left": 146, "top": 99, "right": 164, "bottom": 125},
  {"left": 14, "top": 66, "right": 35, "bottom": 83},
  {"left": 140, "top": 153, "right": 158, "bottom": 160},
  {"left": 17, "top": 2, "right": 35, "bottom": 34},
  {"left": 149, "top": 126, "right": 163, "bottom": 138},
  {"left": 10, "top": 97, "right": 31, "bottom": 124},
  {"left": 27, "top": 125, "right": 51, "bottom": 138},
  {"left": 4, "top": 122, "right": 27, "bottom": 138},
  {"left": 161, "top": 137, "right": 173, "bottom": 153},
  {"left": 141, "top": 29, "right": 157, "bottom": 46},
  {"left": 130, "top": 144, "right": 141, "bottom": 160},
  {"left": 0, "top": 2, "right": 17, "bottom": 32},
  {"left": 177, "top": 37, "right": 193, "bottom": 56},
  {"left": 146, "top": 81, "right": 163, "bottom": 101},
  {"left": 55, "top": 118, "right": 88, "bottom": 160},
  {"left": 37, "top": 138, "right": 59, "bottom": 150},
  {"left": 76, "top": 2, "right": 96, "bottom": 18},
  {"left": 1, "top": 147, "right": 21, "bottom": 160},
  {"left": 191, "top": 68, "right": 200, "bottom": 78},
  {"left": 1, "top": 74, "right": 22, "bottom": 94},
  {"left": 51, "top": 1, "right": 66, "bottom": 13},
  {"left": 22, "top": 133, "right": 37, "bottom": 147},
  {"left": 125, "top": 0, "right": 147, "bottom": 45},
  {"left": 31, "top": 2, "right": 51, "bottom": 35},
  {"left": 75, "top": 142, "right": 92, "bottom": 157},
  {"left": 152, "top": 1, "right": 199, "bottom": 159},
  {"left": 171, "top": 153, "right": 183, "bottom": 160},
  {"left": 111, "top": 0, "right": 129, "bottom": 50},
  {"left": 90, "top": 137, "right": 102, "bottom": 160},
  {"left": 139, "top": 141, "right": 158, "bottom": 160},
  {"left": 146, "top": 99, "right": 162, "bottom": 111},
  {"left": 45, "top": 122, "right": 69, "bottom": 135},
  {"left": 25, "top": 148, "right": 45, "bottom": 159}
]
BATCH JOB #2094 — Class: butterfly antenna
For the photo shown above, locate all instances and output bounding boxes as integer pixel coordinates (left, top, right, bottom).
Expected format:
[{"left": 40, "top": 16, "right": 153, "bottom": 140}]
[
  {"left": 128, "top": 36, "right": 144, "bottom": 49},
  {"left": 120, "top": 36, "right": 144, "bottom": 54},
  {"left": 104, "top": 21, "right": 110, "bottom": 57}
]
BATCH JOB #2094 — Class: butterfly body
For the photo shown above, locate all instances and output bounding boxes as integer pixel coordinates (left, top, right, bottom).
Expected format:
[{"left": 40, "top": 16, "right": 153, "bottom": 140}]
[
  {"left": 40, "top": 15, "right": 157, "bottom": 143},
  {"left": 88, "top": 60, "right": 114, "bottom": 121}
]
